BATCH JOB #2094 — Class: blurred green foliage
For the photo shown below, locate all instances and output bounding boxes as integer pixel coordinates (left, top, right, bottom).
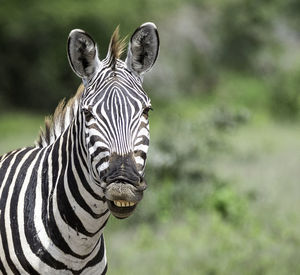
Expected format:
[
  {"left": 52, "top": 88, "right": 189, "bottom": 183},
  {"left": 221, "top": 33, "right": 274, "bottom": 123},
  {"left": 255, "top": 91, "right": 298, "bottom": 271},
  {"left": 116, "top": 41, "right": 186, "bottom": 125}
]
[
  {"left": 218, "top": 0, "right": 273, "bottom": 70},
  {"left": 1, "top": 0, "right": 300, "bottom": 117},
  {"left": 0, "top": 0, "right": 180, "bottom": 111},
  {"left": 270, "top": 66, "right": 300, "bottom": 119}
]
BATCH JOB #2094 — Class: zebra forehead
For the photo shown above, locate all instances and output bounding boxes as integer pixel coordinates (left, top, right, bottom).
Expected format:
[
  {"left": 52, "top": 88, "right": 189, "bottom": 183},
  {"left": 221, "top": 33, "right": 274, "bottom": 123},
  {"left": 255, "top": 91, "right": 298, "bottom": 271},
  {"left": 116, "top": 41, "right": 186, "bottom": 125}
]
[
  {"left": 83, "top": 71, "right": 150, "bottom": 108},
  {"left": 92, "top": 85, "right": 147, "bottom": 103}
]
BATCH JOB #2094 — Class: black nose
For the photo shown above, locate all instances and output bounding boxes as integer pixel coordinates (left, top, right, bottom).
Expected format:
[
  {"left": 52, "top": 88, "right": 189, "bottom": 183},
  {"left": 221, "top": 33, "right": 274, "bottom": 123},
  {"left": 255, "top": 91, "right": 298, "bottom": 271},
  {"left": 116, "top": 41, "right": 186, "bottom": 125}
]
[{"left": 103, "top": 153, "right": 143, "bottom": 187}]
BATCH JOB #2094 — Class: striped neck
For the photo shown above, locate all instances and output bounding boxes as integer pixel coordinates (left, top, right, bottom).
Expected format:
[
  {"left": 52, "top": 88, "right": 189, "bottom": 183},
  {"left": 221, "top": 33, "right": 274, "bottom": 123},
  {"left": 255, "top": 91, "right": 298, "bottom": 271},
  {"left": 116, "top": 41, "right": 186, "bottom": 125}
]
[{"left": 43, "top": 110, "right": 110, "bottom": 270}]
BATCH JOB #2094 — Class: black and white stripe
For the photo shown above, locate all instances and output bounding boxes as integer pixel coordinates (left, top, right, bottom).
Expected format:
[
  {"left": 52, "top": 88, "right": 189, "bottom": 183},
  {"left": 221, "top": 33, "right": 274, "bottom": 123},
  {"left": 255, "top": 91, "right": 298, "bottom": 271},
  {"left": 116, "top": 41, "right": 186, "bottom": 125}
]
[{"left": 0, "top": 22, "right": 159, "bottom": 274}]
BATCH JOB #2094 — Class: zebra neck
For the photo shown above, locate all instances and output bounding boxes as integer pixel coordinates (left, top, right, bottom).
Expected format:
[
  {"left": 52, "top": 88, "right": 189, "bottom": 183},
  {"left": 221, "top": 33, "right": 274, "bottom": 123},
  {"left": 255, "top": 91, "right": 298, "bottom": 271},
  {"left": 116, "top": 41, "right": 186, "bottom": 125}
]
[{"left": 45, "top": 114, "right": 110, "bottom": 259}]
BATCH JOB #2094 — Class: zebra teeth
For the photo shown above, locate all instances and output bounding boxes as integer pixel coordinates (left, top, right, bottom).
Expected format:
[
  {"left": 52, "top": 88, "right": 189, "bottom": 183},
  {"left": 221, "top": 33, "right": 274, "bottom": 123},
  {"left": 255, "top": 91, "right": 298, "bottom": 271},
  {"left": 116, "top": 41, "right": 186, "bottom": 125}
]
[{"left": 113, "top": 200, "right": 136, "bottom": 207}]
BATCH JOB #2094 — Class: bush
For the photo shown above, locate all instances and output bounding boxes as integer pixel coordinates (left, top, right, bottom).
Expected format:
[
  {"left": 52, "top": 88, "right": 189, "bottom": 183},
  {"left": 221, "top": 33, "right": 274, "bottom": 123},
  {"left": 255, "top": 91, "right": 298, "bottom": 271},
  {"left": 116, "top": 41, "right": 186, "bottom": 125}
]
[{"left": 269, "top": 68, "right": 300, "bottom": 120}]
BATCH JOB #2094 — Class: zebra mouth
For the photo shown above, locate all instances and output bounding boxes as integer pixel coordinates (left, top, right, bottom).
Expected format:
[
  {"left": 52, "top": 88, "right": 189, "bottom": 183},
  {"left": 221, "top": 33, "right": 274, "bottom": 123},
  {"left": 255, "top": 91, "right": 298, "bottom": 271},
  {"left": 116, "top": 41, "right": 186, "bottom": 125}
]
[
  {"left": 104, "top": 182, "right": 144, "bottom": 219},
  {"left": 107, "top": 199, "right": 138, "bottom": 219}
]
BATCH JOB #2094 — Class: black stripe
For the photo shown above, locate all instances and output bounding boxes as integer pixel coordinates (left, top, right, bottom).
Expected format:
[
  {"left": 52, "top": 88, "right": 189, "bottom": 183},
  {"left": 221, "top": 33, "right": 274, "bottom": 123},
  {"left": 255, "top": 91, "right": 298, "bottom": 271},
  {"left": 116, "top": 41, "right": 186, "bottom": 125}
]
[
  {"left": 72, "top": 122, "right": 105, "bottom": 201},
  {"left": 67, "top": 131, "right": 103, "bottom": 218},
  {"left": 0, "top": 258, "right": 8, "bottom": 275},
  {"left": 78, "top": 234, "right": 106, "bottom": 273},
  {"left": 0, "top": 150, "right": 15, "bottom": 165},
  {"left": 57, "top": 176, "right": 95, "bottom": 237},
  {"left": 41, "top": 144, "right": 51, "bottom": 248},
  {"left": 74, "top": 114, "right": 89, "bottom": 171},
  {"left": 24, "top": 147, "right": 68, "bottom": 271},
  {"left": 55, "top": 131, "right": 95, "bottom": 237},
  {"left": 0, "top": 151, "right": 18, "bottom": 189},
  {"left": 9, "top": 148, "right": 40, "bottom": 274},
  {"left": 73, "top": 149, "right": 105, "bottom": 201},
  {"left": 45, "top": 132, "right": 85, "bottom": 258},
  {"left": 134, "top": 150, "right": 147, "bottom": 160},
  {"left": 102, "top": 263, "right": 108, "bottom": 275},
  {"left": 0, "top": 148, "right": 32, "bottom": 274},
  {"left": 135, "top": 135, "right": 149, "bottom": 147}
]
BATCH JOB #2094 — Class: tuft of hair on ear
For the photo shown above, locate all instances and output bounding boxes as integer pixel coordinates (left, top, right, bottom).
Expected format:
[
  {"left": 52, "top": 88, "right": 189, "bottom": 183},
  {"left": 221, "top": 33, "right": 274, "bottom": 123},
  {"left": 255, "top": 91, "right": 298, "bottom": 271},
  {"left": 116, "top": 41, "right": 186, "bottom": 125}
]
[{"left": 107, "top": 25, "right": 127, "bottom": 69}]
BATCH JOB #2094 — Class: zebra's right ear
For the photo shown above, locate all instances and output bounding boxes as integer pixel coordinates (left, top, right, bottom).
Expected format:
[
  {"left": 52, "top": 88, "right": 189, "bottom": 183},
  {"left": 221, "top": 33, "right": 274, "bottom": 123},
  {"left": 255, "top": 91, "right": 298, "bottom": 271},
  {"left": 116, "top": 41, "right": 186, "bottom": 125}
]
[
  {"left": 67, "top": 29, "right": 101, "bottom": 80},
  {"left": 125, "top": 22, "right": 159, "bottom": 79}
]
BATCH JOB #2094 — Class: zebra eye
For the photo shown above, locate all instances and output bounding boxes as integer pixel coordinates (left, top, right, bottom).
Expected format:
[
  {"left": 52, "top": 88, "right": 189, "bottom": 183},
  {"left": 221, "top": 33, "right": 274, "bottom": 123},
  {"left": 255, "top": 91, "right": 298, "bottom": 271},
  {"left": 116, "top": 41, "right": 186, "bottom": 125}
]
[
  {"left": 82, "top": 108, "right": 94, "bottom": 120},
  {"left": 142, "top": 106, "right": 153, "bottom": 117}
]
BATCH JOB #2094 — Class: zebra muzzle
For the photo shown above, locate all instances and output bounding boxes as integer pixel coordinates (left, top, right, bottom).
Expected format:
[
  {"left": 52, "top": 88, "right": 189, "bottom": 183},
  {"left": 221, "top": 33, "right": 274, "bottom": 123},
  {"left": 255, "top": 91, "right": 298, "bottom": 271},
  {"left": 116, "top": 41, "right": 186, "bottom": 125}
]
[
  {"left": 104, "top": 182, "right": 145, "bottom": 219},
  {"left": 100, "top": 153, "right": 147, "bottom": 218}
]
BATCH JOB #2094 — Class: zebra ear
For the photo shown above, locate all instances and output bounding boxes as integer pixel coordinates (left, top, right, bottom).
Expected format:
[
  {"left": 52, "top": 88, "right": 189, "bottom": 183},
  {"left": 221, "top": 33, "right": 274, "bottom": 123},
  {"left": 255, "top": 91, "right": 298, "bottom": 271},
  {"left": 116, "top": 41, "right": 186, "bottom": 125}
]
[
  {"left": 126, "top": 22, "right": 159, "bottom": 78},
  {"left": 67, "top": 29, "right": 101, "bottom": 80}
]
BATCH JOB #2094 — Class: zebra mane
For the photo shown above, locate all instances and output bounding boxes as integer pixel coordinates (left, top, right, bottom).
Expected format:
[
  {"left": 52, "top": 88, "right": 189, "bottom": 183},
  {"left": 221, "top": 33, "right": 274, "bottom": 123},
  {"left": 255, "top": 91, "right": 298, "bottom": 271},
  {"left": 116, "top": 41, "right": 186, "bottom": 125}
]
[
  {"left": 36, "top": 84, "right": 85, "bottom": 147},
  {"left": 106, "top": 26, "right": 127, "bottom": 68}
]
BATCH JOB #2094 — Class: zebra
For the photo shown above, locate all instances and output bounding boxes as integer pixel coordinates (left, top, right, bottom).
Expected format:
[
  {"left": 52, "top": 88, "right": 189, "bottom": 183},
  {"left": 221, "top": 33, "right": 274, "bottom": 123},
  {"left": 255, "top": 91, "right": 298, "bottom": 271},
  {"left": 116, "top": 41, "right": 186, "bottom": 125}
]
[{"left": 0, "top": 22, "right": 159, "bottom": 274}]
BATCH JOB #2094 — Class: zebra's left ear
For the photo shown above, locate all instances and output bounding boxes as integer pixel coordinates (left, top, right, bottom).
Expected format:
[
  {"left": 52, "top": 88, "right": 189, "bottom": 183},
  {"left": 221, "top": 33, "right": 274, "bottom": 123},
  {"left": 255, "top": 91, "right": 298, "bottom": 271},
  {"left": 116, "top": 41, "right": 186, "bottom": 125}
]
[
  {"left": 125, "top": 22, "right": 159, "bottom": 78},
  {"left": 67, "top": 29, "right": 101, "bottom": 81}
]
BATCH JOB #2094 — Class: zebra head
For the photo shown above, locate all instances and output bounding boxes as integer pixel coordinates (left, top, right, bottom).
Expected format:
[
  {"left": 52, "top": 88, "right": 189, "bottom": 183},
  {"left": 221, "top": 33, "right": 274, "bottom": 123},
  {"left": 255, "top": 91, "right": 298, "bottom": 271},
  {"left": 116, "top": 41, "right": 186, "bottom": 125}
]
[{"left": 67, "top": 23, "right": 159, "bottom": 219}]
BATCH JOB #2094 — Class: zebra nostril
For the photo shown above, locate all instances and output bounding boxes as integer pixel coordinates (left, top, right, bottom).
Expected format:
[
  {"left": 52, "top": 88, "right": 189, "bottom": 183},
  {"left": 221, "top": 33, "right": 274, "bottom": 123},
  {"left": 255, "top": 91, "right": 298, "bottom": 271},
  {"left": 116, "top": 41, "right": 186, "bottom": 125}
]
[{"left": 136, "top": 178, "right": 147, "bottom": 191}]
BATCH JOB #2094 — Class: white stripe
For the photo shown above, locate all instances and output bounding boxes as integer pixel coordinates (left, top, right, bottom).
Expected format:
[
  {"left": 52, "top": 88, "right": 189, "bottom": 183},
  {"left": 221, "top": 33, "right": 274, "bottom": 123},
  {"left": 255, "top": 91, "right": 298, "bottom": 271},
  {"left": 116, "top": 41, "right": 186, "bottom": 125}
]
[
  {"left": 71, "top": 140, "right": 106, "bottom": 215},
  {"left": 140, "top": 116, "right": 148, "bottom": 124},
  {"left": 52, "top": 183, "right": 107, "bottom": 256},
  {"left": 34, "top": 148, "right": 87, "bottom": 270},
  {"left": 0, "top": 230, "right": 12, "bottom": 274},
  {"left": 0, "top": 150, "right": 21, "bottom": 274},
  {"left": 63, "top": 172, "right": 101, "bottom": 234},
  {"left": 89, "top": 144, "right": 109, "bottom": 158},
  {"left": 134, "top": 156, "right": 145, "bottom": 166},
  {"left": 137, "top": 127, "right": 149, "bottom": 138},
  {"left": 97, "top": 162, "right": 109, "bottom": 173},
  {"left": 4, "top": 149, "right": 34, "bottom": 275},
  {"left": 51, "top": 131, "right": 107, "bottom": 257},
  {"left": 17, "top": 149, "right": 65, "bottom": 274},
  {"left": 33, "top": 130, "right": 107, "bottom": 270},
  {"left": 134, "top": 144, "right": 148, "bottom": 153},
  {"left": 65, "top": 107, "right": 71, "bottom": 126},
  {"left": 82, "top": 241, "right": 107, "bottom": 275},
  {"left": 75, "top": 136, "right": 105, "bottom": 199},
  {"left": 135, "top": 137, "right": 143, "bottom": 144}
]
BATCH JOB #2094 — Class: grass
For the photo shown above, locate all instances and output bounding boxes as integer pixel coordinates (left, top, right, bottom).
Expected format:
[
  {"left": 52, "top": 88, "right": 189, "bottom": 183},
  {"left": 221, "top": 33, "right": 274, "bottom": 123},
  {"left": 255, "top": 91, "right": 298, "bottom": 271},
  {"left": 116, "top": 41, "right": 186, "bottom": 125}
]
[
  {"left": 0, "top": 111, "right": 44, "bottom": 155},
  {"left": 105, "top": 211, "right": 300, "bottom": 275},
  {"left": 215, "top": 119, "right": 300, "bottom": 245}
]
